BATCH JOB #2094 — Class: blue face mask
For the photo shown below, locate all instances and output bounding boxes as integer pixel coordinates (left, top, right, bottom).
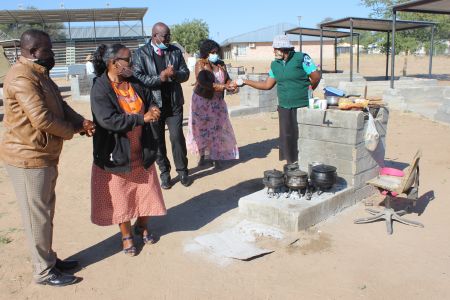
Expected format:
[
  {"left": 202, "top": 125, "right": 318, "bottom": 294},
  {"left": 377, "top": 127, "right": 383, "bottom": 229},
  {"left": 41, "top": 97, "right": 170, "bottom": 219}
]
[
  {"left": 155, "top": 35, "right": 169, "bottom": 50},
  {"left": 208, "top": 53, "right": 219, "bottom": 63},
  {"left": 157, "top": 43, "right": 168, "bottom": 50}
]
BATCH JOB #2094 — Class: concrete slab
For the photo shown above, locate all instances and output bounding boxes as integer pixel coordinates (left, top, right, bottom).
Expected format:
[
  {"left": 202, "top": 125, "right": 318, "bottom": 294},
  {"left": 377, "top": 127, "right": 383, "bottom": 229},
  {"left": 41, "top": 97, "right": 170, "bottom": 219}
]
[
  {"left": 229, "top": 105, "right": 261, "bottom": 117},
  {"left": 238, "top": 184, "right": 376, "bottom": 232}
]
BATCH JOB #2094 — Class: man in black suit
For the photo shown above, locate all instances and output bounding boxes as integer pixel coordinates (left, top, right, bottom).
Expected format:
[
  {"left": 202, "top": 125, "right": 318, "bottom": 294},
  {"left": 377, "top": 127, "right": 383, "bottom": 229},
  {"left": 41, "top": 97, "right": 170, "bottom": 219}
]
[{"left": 133, "top": 22, "right": 191, "bottom": 189}]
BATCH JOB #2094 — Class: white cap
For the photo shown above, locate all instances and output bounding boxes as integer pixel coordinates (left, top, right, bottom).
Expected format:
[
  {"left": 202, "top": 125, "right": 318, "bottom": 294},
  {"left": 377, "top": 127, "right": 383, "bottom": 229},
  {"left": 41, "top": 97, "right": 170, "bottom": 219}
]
[{"left": 272, "top": 35, "right": 293, "bottom": 49}]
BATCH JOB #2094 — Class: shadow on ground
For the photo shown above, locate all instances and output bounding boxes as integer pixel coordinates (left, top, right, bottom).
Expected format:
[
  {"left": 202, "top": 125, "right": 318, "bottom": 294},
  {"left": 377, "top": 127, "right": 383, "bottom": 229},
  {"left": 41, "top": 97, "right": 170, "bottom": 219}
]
[
  {"left": 68, "top": 177, "right": 263, "bottom": 268},
  {"left": 173, "top": 138, "right": 278, "bottom": 185}
]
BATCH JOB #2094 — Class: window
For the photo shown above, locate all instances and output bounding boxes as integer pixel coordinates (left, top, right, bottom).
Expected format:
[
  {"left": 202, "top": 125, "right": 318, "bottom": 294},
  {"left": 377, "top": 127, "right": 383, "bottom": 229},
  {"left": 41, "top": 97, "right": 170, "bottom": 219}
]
[{"left": 237, "top": 44, "right": 247, "bottom": 56}]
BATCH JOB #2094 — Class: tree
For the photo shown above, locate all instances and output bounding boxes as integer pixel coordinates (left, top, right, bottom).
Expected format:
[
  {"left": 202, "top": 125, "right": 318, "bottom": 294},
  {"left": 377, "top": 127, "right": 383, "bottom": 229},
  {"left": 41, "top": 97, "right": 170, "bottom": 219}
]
[
  {"left": 171, "top": 19, "right": 209, "bottom": 54},
  {"left": 360, "top": 0, "right": 450, "bottom": 54},
  {"left": 0, "top": 6, "right": 65, "bottom": 41}
]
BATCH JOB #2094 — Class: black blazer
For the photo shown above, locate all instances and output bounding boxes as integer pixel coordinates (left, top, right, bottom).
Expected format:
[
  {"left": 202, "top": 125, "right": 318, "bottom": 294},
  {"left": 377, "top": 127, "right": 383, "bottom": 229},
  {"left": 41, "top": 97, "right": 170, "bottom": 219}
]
[
  {"left": 90, "top": 72, "right": 159, "bottom": 173},
  {"left": 132, "top": 43, "right": 190, "bottom": 111}
]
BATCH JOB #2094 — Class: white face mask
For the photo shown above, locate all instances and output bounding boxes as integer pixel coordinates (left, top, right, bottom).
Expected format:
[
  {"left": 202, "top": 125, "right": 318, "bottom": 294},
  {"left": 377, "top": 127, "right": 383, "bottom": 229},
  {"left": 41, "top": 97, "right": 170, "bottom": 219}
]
[{"left": 208, "top": 53, "right": 219, "bottom": 63}]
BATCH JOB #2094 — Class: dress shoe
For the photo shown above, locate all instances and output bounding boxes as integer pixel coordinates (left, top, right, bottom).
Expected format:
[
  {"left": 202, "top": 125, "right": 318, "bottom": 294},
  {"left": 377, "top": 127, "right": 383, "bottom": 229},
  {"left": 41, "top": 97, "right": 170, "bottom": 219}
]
[
  {"left": 37, "top": 268, "right": 79, "bottom": 287},
  {"left": 55, "top": 258, "right": 79, "bottom": 271},
  {"left": 180, "top": 174, "right": 192, "bottom": 187},
  {"left": 160, "top": 176, "right": 172, "bottom": 190}
]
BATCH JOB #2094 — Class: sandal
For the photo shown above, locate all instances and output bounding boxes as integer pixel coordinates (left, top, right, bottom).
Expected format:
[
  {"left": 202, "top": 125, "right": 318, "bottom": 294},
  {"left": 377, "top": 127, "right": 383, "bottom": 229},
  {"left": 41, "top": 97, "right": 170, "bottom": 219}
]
[
  {"left": 134, "top": 225, "right": 158, "bottom": 244},
  {"left": 122, "top": 236, "right": 136, "bottom": 257}
]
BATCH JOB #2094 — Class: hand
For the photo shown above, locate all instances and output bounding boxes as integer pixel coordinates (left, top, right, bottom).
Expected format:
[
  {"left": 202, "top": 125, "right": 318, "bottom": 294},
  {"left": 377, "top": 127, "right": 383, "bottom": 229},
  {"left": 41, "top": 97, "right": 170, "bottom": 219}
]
[
  {"left": 166, "top": 64, "right": 175, "bottom": 78},
  {"left": 144, "top": 106, "right": 161, "bottom": 123},
  {"left": 82, "top": 119, "right": 96, "bottom": 137},
  {"left": 235, "top": 78, "right": 245, "bottom": 87},
  {"left": 225, "top": 82, "right": 237, "bottom": 92}
]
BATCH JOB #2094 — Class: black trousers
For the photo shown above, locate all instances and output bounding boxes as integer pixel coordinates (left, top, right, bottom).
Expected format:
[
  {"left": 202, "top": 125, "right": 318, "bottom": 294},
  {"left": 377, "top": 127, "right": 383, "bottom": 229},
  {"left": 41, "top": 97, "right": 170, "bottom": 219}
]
[
  {"left": 277, "top": 106, "right": 299, "bottom": 164},
  {"left": 155, "top": 111, "right": 188, "bottom": 179}
]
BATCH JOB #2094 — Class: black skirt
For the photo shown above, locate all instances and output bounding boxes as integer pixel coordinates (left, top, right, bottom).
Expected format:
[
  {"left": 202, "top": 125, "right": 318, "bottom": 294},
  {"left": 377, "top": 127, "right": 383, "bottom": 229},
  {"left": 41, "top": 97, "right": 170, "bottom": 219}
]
[{"left": 277, "top": 106, "right": 299, "bottom": 163}]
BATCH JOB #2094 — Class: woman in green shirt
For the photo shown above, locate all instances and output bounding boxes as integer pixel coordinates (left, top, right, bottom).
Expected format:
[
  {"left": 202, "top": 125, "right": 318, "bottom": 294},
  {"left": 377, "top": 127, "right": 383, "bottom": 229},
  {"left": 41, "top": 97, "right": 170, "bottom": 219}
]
[{"left": 237, "top": 35, "right": 321, "bottom": 164}]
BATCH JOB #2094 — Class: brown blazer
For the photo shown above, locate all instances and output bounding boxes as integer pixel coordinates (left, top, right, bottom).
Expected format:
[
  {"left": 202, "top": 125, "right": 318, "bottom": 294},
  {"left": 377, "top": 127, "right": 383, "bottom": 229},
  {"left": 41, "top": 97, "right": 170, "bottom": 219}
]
[
  {"left": 0, "top": 57, "right": 84, "bottom": 168},
  {"left": 193, "top": 59, "right": 231, "bottom": 98}
]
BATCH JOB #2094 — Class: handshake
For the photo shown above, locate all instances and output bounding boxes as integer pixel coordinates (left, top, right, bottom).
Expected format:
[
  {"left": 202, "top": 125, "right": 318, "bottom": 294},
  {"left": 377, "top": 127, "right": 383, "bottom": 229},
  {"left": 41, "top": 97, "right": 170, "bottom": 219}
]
[{"left": 225, "top": 77, "right": 246, "bottom": 93}]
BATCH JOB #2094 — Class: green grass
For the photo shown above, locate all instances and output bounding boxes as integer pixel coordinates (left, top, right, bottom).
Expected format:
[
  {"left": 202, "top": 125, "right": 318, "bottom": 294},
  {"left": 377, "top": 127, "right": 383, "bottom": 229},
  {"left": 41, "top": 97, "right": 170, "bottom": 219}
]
[{"left": 0, "top": 235, "right": 12, "bottom": 245}]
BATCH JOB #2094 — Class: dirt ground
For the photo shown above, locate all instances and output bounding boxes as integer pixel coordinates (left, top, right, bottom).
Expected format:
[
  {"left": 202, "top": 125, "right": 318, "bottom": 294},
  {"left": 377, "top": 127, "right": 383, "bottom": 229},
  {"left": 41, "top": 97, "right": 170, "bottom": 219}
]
[{"left": 0, "top": 55, "right": 450, "bottom": 299}]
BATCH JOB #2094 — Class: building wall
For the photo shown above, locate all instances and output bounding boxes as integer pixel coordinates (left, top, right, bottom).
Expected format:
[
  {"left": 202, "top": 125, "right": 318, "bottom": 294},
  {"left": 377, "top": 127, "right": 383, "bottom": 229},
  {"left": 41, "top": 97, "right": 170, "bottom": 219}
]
[{"left": 223, "top": 41, "right": 335, "bottom": 63}]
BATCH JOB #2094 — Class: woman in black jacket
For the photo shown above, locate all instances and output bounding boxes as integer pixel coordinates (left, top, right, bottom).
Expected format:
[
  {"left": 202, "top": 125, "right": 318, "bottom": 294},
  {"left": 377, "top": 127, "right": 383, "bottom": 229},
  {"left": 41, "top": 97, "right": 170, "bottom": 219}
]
[{"left": 90, "top": 44, "right": 166, "bottom": 256}]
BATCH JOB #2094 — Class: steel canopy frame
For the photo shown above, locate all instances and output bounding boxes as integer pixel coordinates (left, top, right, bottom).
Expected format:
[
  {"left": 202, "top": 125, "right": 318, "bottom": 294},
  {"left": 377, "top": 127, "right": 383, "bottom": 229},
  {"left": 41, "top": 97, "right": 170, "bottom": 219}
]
[
  {"left": 0, "top": 8, "right": 148, "bottom": 44},
  {"left": 321, "top": 17, "right": 435, "bottom": 82},
  {"left": 285, "top": 27, "right": 359, "bottom": 74},
  {"left": 391, "top": 0, "right": 450, "bottom": 88}
]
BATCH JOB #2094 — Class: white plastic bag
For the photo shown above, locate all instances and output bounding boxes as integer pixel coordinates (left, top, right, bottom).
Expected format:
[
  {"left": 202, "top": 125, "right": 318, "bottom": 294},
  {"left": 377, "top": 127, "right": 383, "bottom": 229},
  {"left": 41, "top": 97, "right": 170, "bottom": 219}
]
[{"left": 365, "top": 110, "right": 379, "bottom": 151}]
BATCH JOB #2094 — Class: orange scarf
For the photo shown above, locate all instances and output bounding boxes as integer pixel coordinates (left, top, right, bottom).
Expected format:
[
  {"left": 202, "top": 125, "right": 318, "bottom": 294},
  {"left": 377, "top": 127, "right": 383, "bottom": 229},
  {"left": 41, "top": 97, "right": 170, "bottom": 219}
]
[{"left": 111, "top": 81, "right": 143, "bottom": 114}]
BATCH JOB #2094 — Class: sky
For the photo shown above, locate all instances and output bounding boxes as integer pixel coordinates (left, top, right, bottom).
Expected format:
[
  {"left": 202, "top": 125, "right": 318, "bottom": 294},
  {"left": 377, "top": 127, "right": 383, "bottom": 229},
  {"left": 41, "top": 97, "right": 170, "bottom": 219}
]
[{"left": 2, "top": 0, "right": 374, "bottom": 42}]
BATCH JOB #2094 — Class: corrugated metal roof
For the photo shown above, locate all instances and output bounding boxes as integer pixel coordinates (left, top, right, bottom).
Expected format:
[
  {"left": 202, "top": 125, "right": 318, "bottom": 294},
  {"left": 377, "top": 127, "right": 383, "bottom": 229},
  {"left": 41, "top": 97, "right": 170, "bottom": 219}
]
[
  {"left": 61, "top": 25, "right": 151, "bottom": 40},
  {"left": 221, "top": 23, "right": 324, "bottom": 47},
  {"left": 0, "top": 8, "right": 147, "bottom": 24},
  {"left": 321, "top": 17, "right": 435, "bottom": 32},
  {"left": 393, "top": 0, "right": 450, "bottom": 14}
]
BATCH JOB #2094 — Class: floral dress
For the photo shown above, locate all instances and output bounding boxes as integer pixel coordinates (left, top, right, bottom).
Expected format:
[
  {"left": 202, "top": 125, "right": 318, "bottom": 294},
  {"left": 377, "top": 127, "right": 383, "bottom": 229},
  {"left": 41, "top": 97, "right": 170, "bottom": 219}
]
[{"left": 187, "top": 68, "right": 239, "bottom": 160}]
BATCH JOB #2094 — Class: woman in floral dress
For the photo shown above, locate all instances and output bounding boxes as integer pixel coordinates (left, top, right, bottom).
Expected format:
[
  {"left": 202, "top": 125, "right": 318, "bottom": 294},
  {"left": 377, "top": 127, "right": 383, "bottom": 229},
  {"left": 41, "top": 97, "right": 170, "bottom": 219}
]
[{"left": 187, "top": 39, "right": 239, "bottom": 168}]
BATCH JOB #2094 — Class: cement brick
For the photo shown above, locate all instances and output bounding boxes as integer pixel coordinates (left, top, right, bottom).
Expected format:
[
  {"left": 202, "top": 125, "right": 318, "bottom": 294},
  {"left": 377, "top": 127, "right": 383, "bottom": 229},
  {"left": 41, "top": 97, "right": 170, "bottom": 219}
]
[
  {"left": 298, "top": 108, "right": 365, "bottom": 130},
  {"left": 297, "top": 150, "right": 379, "bottom": 175},
  {"left": 238, "top": 185, "right": 376, "bottom": 232},
  {"left": 298, "top": 138, "right": 368, "bottom": 161},
  {"left": 338, "top": 165, "right": 380, "bottom": 189},
  {"left": 299, "top": 124, "right": 365, "bottom": 145}
]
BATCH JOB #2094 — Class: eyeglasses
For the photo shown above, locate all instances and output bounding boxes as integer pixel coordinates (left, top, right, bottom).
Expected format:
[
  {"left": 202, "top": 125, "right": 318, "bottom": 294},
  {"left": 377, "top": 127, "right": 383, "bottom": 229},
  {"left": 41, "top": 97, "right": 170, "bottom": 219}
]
[{"left": 156, "top": 33, "right": 171, "bottom": 39}]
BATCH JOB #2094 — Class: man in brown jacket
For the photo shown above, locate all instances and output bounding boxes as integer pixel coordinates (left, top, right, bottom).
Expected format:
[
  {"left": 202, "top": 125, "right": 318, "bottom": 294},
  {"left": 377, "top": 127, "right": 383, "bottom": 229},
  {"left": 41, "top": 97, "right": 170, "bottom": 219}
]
[{"left": 0, "top": 29, "right": 95, "bottom": 286}]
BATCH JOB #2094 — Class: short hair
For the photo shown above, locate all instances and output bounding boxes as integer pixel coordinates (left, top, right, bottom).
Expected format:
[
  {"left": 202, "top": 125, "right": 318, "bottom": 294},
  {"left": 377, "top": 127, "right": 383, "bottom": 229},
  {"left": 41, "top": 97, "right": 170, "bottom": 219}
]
[
  {"left": 20, "top": 29, "right": 50, "bottom": 50},
  {"left": 92, "top": 43, "right": 127, "bottom": 76},
  {"left": 199, "top": 39, "right": 220, "bottom": 59}
]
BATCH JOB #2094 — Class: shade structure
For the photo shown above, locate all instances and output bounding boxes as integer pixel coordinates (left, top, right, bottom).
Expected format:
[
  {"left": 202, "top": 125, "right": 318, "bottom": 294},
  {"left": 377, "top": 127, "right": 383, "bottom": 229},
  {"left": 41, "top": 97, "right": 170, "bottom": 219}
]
[
  {"left": 321, "top": 17, "right": 435, "bottom": 82},
  {"left": 391, "top": 0, "right": 449, "bottom": 88},
  {"left": 0, "top": 8, "right": 148, "bottom": 44},
  {"left": 285, "top": 27, "right": 360, "bottom": 73}
]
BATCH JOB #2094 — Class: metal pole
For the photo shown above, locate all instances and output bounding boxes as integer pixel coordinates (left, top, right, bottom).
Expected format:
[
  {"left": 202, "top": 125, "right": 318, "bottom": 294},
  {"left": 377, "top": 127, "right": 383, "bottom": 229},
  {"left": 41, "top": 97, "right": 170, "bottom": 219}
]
[
  {"left": 335, "top": 37, "right": 338, "bottom": 73},
  {"left": 93, "top": 11, "right": 97, "bottom": 45},
  {"left": 350, "top": 18, "right": 353, "bottom": 82},
  {"left": 429, "top": 25, "right": 434, "bottom": 78},
  {"left": 68, "top": 21, "right": 72, "bottom": 41},
  {"left": 299, "top": 28, "right": 303, "bottom": 52},
  {"left": 386, "top": 32, "right": 390, "bottom": 80},
  {"left": 320, "top": 27, "right": 323, "bottom": 74},
  {"left": 357, "top": 33, "right": 360, "bottom": 73},
  {"left": 118, "top": 20, "right": 122, "bottom": 42},
  {"left": 390, "top": 11, "right": 396, "bottom": 88},
  {"left": 141, "top": 19, "right": 145, "bottom": 43}
]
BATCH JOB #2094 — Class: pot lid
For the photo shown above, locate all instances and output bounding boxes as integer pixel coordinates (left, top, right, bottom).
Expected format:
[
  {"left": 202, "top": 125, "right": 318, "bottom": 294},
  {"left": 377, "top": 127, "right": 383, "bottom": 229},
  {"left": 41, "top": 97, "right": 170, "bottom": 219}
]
[
  {"left": 312, "top": 164, "right": 337, "bottom": 173},
  {"left": 264, "top": 169, "right": 284, "bottom": 178},
  {"left": 286, "top": 169, "right": 308, "bottom": 177}
]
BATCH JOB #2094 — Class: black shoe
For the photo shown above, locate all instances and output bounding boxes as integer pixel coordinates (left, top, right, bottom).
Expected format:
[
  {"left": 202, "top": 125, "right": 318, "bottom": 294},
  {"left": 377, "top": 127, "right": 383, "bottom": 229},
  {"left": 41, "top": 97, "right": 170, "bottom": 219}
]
[
  {"left": 37, "top": 268, "right": 79, "bottom": 287},
  {"left": 55, "top": 258, "right": 79, "bottom": 271},
  {"left": 180, "top": 174, "right": 192, "bottom": 187},
  {"left": 160, "top": 176, "right": 172, "bottom": 190}
]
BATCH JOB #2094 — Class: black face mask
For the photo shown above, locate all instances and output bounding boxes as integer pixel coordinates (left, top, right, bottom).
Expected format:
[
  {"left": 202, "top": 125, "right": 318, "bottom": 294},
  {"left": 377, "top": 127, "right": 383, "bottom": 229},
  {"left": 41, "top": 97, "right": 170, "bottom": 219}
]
[
  {"left": 34, "top": 57, "right": 55, "bottom": 71},
  {"left": 117, "top": 61, "right": 133, "bottom": 78}
]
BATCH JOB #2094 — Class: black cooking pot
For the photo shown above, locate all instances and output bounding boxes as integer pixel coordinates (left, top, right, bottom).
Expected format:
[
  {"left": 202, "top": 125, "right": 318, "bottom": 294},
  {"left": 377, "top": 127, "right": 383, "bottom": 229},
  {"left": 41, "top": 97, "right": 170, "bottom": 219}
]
[
  {"left": 283, "top": 163, "right": 299, "bottom": 174},
  {"left": 310, "top": 164, "right": 337, "bottom": 190},
  {"left": 285, "top": 169, "right": 308, "bottom": 189},
  {"left": 263, "top": 169, "right": 285, "bottom": 189}
]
